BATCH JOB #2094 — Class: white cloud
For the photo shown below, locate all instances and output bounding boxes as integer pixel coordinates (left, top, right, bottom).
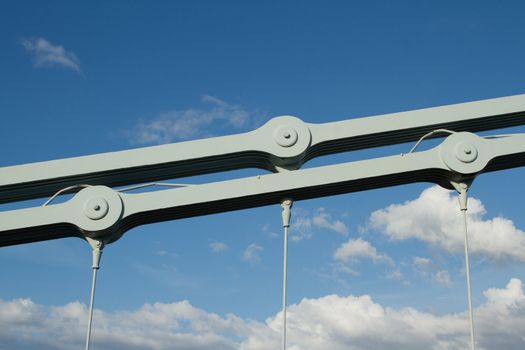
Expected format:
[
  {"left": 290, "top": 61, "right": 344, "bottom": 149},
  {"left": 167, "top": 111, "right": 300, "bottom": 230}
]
[
  {"left": 434, "top": 270, "right": 452, "bottom": 287},
  {"left": 337, "top": 264, "right": 360, "bottom": 276},
  {"left": 261, "top": 224, "right": 279, "bottom": 238},
  {"left": 313, "top": 208, "right": 349, "bottom": 236},
  {"left": 369, "top": 186, "right": 525, "bottom": 261},
  {"left": 333, "top": 238, "right": 397, "bottom": 278},
  {"left": 3, "top": 279, "right": 525, "bottom": 349},
  {"left": 411, "top": 256, "right": 453, "bottom": 287},
  {"left": 128, "top": 95, "right": 251, "bottom": 144},
  {"left": 386, "top": 268, "right": 405, "bottom": 281},
  {"left": 334, "top": 238, "right": 389, "bottom": 264},
  {"left": 413, "top": 256, "right": 432, "bottom": 267},
  {"left": 242, "top": 243, "right": 263, "bottom": 262},
  {"left": 483, "top": 278, "right": 525, "bottom": 307},
  {"left": 210, "top": 242, "right": 228, "bottom": 253},
  {"left": 21, "top": 37, "right": 81, "bottom": 73},
  {"left": 0, "top": 298, "right": 244, "bottom": 350},
  {"left": 290, "top": 207, "right": 349, "bottom": 242},
  {"left": 290, "top": 207, "right": 313, "bottom": 242}
]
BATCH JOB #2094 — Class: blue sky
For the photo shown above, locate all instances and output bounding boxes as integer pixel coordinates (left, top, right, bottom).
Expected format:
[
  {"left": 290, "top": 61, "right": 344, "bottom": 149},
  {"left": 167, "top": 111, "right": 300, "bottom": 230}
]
[{"left": 1, "top": 1, "right": 525, "bottom": 349}]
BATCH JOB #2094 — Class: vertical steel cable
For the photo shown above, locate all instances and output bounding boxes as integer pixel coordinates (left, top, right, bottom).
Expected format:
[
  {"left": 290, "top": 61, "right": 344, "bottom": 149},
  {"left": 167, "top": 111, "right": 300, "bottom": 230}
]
[
  {"left": 280, "top": 199, "right": 293, "bottom": 350},
  {"left": 462, "top": 208, "right": 476, "bottom": 350},
  {"left": 282, "top": 224, "right": 289, "bottom": 350},
  {"left": 85, "top": 267, "right": 98, "bottom": 350},
  {"left": 457, "top": 184, "right": 475, "bottom": 350}
]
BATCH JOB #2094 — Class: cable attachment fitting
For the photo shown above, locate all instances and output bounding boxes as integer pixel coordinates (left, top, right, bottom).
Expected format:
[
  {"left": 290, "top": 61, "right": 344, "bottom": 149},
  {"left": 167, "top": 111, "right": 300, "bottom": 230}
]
[
  {"left": 450, "top": 181, "right": 471, "bottom": 211},
  {"left": 280, "top": 199, "right": 293, "bottom": 228},
  {"left": 86, "top": 237, "right": 104, "bottom": 269}
]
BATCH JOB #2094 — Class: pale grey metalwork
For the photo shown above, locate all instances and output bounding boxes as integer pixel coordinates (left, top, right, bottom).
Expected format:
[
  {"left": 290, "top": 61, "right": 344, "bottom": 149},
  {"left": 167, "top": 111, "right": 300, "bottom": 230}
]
[
  {"left": 2, "top": 93, "right": 525, "bottom": 204},
  {"left": 1, "top": 130, "right": 524, "bottom": 246},
  {"left": 2, "top": 94, "right": 525, "bottom": 349}
]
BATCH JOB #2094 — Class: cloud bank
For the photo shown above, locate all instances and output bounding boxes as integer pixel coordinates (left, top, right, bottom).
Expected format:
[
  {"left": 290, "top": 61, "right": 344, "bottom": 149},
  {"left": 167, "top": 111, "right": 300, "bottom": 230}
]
[{"left": 2, "top": 279, "right": 525, "bottom": 349}]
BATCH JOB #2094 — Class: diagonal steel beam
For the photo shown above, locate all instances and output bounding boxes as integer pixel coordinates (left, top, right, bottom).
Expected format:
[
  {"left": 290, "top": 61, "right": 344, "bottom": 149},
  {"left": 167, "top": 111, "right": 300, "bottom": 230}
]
[{"left": 2, "top": 94, "right": 525, "bottom": 204}]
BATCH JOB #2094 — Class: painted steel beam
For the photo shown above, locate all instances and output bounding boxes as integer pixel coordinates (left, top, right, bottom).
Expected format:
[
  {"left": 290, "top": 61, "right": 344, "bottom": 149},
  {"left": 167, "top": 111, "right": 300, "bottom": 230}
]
[
  {"left": 1, "top": 132, "right": 524, "bottom": 247},
  {"left": 2, "top": 94, "right": 525, "bottom": 203}
]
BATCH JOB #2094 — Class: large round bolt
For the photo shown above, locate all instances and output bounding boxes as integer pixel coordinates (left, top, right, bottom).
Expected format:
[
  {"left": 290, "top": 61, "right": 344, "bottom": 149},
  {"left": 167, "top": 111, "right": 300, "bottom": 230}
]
[
  {"left": 455, "top": 142, "right": 478, "bottom": 163},
  {"left": 274, "top": 125, "right": 298, "bottom": 147},
  {"left": 84, "top": 197, "right": 109, "bottom": 220}
]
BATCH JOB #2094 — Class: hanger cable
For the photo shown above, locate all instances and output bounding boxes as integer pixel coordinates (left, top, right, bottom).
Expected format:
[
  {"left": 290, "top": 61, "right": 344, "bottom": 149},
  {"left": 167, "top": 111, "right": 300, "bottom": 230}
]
[
  {"left": 280, "top": 199, "right": 293, "bottom": 350},
  {"left": 456, "top": 183, "right": 476, "bottom": 350}
]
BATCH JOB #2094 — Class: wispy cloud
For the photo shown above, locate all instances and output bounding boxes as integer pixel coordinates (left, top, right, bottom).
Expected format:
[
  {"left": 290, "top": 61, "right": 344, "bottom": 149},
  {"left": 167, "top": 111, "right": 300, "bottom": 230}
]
[
  {"left": 21, "top": 37, "right": 81, "bottom": 73},
  {"left": 313, "top": 207, "right": 349, "bottom": 235},
  {"left": 127, "top": 95, "right": 251, "bottom": 144},
  {"left": 290, "top": 207, "right": 349, "bottom": 242},
  {"left": 369, "top": 186, "right": 525, "bottom": 262},
  {"left": 413, "top": 256, "right": 433, "bottom": 267},
  {"left": 434, "top": 269, "right": 452, "bottom": 286},
  {"left": 210, "top": 242, "right": 228, "bottom": 253},
  {"left": 412, "top": 256, "right": 453, "bottom": 287},
  {"left": 242, "top": 243, "right": 263, "bottom": 262},
  {"left": 289, "top": 207, "right": 313, "bottom": 242},
  {"left": 3, "top": 278, "right": 525, "bottom": 349}
]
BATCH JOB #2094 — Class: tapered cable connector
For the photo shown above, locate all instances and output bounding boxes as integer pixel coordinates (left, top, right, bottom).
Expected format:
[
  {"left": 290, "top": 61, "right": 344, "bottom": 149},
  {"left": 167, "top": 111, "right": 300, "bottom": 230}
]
[
  {"left": 92, "top": 246, "right": 102, "bottom": 270},
  {"left": 458, "top": 182, "right": 468, "bottom": 212},
  {"left": 281, "top": 199, "right": 293, "bottom": 228}
]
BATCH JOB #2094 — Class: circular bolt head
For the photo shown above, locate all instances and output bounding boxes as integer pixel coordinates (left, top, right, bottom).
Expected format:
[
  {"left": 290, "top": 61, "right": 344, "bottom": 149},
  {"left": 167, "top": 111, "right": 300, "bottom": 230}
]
[
  {"left": 455, "top": 142, "right": 478, "bottom": 163},
  {"left": 84, "top": 197, "right": 109, "bottom": 220},
  {"left": 274, "top": 126, "right": 298, "bottom": 147}
]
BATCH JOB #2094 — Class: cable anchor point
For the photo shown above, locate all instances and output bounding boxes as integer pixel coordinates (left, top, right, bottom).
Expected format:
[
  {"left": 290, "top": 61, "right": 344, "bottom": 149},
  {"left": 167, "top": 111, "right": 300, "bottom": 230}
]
[
  {"left": 86, "top": 237, "right": 105, "bottom": 269},
  {"left": 280, "top": 198, "right": 293, "bottom": 228},
  {"left": 450, "top": 180, "right": 472, "bottom": 211}
]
